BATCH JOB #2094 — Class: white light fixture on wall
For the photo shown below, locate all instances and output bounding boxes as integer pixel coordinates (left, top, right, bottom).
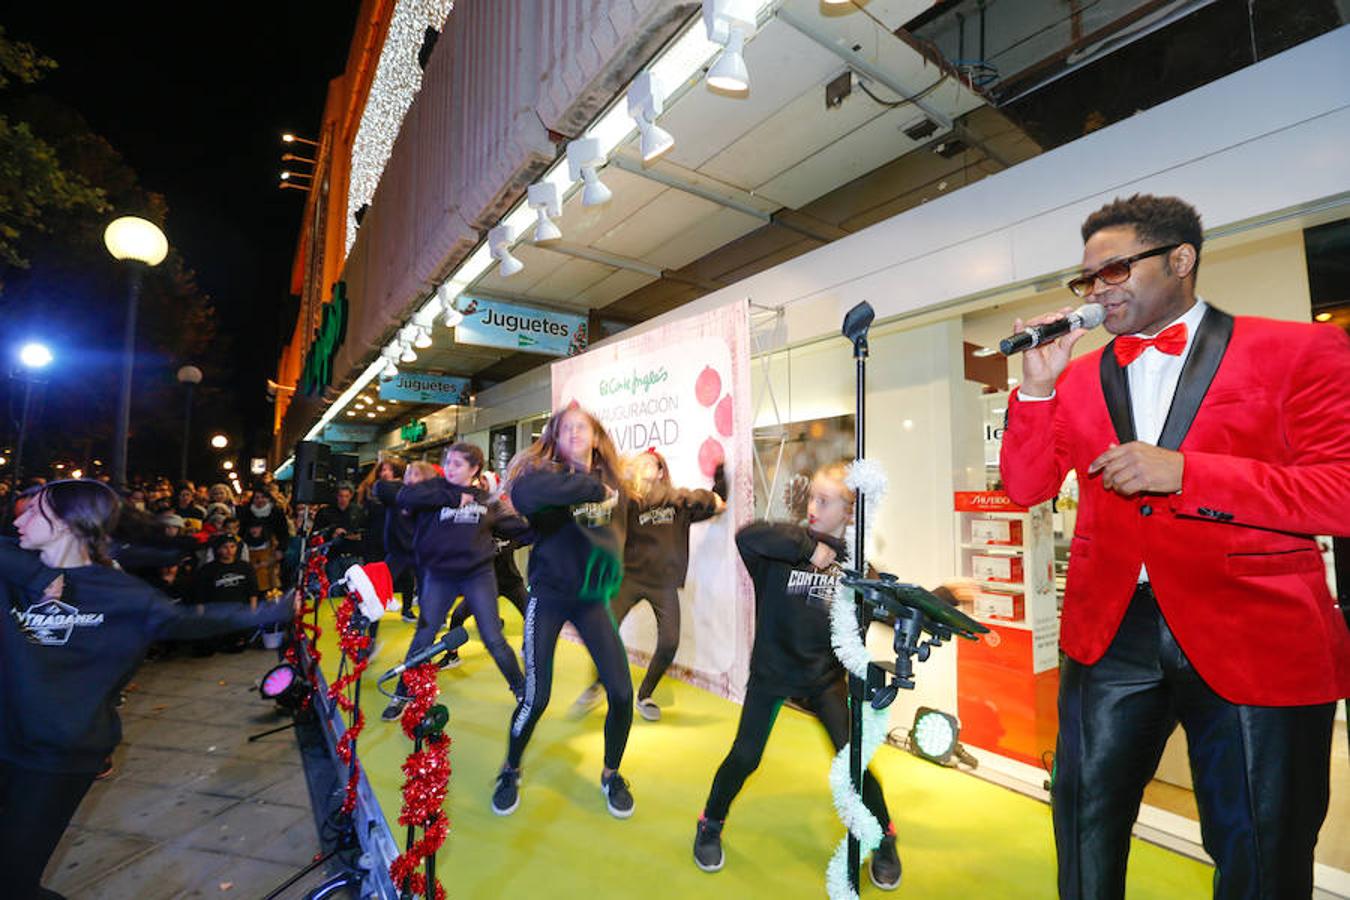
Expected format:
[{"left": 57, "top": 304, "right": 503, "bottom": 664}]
[
  {"left": 413, "top": 326, "right": 433, "bottom": 348},
  {"left": 703, "top": 0, "right": 757, "bottom": 93},
  {"left": 379, "top": 346, "right": 401, "bottom": 380},
  {"left": 488, "top": 225, "right": 524, "bottom": 277},
  {"left": 627, "top": 72, "right": 674, "bottom": 162},
  {"left": 567, "top": 138, "right": 612, "bottom": 207},
  {"left": 527, "top": 182, "right": 563, "bottom": 242},
  {"left": 436, "top": 283, "right": 464, "bottom": 327}
]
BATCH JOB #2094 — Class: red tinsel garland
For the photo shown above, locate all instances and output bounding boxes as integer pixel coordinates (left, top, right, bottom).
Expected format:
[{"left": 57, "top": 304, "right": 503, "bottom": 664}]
[
  {"left": 282, "top": 536, "right": 327, "bottom": 709},
  {"left": 328, "top": 591, "right": 371, "bottom": 814},
  {"left": 388, "top": 663, "right": 451, "bottom": 900}
]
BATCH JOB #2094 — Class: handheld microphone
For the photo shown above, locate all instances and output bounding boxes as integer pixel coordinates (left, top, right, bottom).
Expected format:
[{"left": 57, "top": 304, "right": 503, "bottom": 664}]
[
  {"left": 378, "top": 627, "right": 470, "bottom": 681},
  {"left": 999, "top": 303, "right": 1105, "bottom": 355}
]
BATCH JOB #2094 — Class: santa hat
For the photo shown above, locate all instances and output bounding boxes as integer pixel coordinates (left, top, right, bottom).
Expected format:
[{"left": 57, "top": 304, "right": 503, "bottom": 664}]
[{"left": 343, "top": 561, "right": 396, "bottom": 621}]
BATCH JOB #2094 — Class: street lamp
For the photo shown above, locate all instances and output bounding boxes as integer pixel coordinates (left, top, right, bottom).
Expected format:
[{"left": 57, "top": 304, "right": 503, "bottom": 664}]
[
  {"left": 104, "top": 216, "right": 168, "bottom": 492},
  {"left": 282, "top": 132, "right": 319, "bottom": 148},
  {"left": 176, "top": 365, "right": 202, "bottom": 482},
  {"left": 210, "top": 433, "right": 229, "bottom": 449},
  {"left": 13, "top": 341, "right": 54, "bottom": 492}
]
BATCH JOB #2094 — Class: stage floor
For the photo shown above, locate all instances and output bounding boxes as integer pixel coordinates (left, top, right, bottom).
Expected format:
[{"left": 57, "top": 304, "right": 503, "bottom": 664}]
[{"left": 315, "top": 600, "right": 1213, "bottom": 898}]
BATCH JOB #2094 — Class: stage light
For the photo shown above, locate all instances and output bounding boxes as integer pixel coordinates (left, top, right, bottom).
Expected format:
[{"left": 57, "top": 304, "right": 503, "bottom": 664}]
[
  {"left": 488, "top": 225, "right": 524, "bottom": 277},
  {"left": 628, "top": 72, "right": 674, "bottom": 162},
  {"left": 527, "top": 182, "right": 562, "bottom": 242},
  {"left": 19, "top": 342, "right": 53, "bottom": 369},
  {"left": 381, "top": 359, "right": 399, "bottom": 381},
  {"left": 703, "top": 0, "right": 757, "bottom": 93},
  {"left": 567, "top": 139, "right": 611, "bottom": 207},
  {"left": 259, "top": 662, "right": 310, "bottom": 711},
  {"left": 908, "top": 707, "right": 976, "bottom": 767}
]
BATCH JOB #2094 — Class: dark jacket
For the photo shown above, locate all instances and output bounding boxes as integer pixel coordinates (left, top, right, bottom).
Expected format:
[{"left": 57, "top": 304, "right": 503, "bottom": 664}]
[
  {"left": 237, "top": 502, "right": 290, "bottom": 547},
  {"left": 194, "top": 559, "right": 259, "bottom": 605},
  {"left": 397, "top": 480, "right": 529, "bottom": 576},
  {"left": 0, "top": 539, "right": 291, "bottom": 774},
  {"left": 372, "top": 481, "right": 416, "bottom": 569},
  {"left": 510, "top": 467, "right": 626, "bottom": 603},
  {"left": 623, "top": 484, "right": 720, "bottom": 589}
]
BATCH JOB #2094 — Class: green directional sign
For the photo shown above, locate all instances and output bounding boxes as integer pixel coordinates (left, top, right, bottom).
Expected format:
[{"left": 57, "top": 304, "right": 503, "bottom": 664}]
[{"left": 298, "top": 282, "right": 349, "bottom": 396}]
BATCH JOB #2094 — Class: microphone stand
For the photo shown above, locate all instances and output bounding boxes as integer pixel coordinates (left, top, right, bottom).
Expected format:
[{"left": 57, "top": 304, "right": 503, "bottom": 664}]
[{"left": 841, "top": 300, "right": 875, "bottom": 893}]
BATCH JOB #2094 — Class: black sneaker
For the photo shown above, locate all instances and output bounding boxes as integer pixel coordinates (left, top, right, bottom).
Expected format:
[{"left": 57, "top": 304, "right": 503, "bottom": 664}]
[
  {"left": 693, "top": 815, "right": 724, "bottom": 872},
  {"left": 437, "top": 650, "right": 462, "bottom": 669},
  {"left": 870, "top": 834, "right": 902, "bottom": 891},
  {"left": 381, "top": 696, "right": 408, "bottom": 721},
  {"left": 401, "top": 610, "right": 418, "bottom": 624},
  {"left": 492, "top": 766, "right": 520, "bottom": 816},
  {"left": 95, "top": 756, "right": 115, "bottom": 781},
  {"left": 600, "top": 771, "right": 634, "bottom": 819}
]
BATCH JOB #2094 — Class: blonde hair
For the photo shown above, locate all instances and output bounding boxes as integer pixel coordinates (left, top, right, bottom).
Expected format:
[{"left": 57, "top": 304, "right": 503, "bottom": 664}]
[
  {"left": 505, "top": 404, "right": 627, "bottom": 495},
  {"left": 624, "top": 448, "right": 671, "bottom": 499},
  {"left": 404, "top": 461, "right": 440, "bottom": 485},
  {"left": 812, "top": 461, "right": 856, "bottom": 508}
]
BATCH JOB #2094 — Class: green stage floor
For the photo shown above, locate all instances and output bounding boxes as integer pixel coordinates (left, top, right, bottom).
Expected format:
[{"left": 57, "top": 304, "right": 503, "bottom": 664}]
[{"left": 315, "top": 600, "right": 1214, "bottom": 898}]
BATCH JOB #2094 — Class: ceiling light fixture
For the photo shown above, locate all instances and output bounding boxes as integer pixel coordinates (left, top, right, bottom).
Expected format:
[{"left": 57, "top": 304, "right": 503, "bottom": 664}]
[
  {"left": 488, "top": 225, "right": 524, "bottom": 276},
  {"left": 627, "top": 72, "right": 674, "bottom": 162},
  {"left": 527, "top": 182, "right": 562, "bottom": 242},
  {"left": 703, "top": 0, "right": 757, "bottom": 94},
  {"left": 567, "top": 138, "right": 612, "bottom": 207}
]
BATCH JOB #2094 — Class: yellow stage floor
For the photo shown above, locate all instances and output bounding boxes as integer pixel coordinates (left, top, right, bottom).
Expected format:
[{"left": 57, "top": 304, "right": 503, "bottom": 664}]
[{"left": 315, "top": 600, "right": 1214, "bottom": 898}]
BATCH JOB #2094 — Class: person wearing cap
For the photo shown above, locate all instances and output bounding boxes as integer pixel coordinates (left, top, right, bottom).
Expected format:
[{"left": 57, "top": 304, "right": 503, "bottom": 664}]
[{"left": 192, "top": 535, "right": 261, "bottom": 653}]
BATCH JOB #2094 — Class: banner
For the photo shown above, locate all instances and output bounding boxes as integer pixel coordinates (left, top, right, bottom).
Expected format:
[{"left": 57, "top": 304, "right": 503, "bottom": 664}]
[
  {"left": 378, "top": 371, "right": 471, "bottom": 405},
  {"left": 457, "top": 296, "right": 588, "bottom": 356},
  {"left": 551, "top": 300, "right": 754, "bottom": 700},
  {"left": 323, "top": 423, "right": 379, "bottom": 444}
]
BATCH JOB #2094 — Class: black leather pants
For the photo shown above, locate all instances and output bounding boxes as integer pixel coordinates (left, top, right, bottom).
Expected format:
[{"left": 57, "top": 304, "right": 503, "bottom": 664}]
[{"left": 1054, "top": 585, "right": 1335, "bottom": 899}]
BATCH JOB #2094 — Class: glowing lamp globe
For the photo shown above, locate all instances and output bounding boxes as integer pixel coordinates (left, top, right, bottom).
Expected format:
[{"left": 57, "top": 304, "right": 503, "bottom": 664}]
[{"left": 103, "top": 216, "right": 168, "bottom": 267}]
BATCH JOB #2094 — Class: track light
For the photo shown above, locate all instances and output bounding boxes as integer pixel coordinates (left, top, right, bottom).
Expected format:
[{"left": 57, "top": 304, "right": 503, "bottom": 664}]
[
  {"left": 381, "top": 359, "right": 399, "bottom": 380},
  {"left": 488, "top": 225, "right": 524, "bottom": 277},
  {"left": 413, "top": 327, "right": 432, "bottom": 349},
  {"left": 628, "top": 72, "right": 674, "bottom": 162},
  {"left": 399, "top": 343, "right": 418, "bottom": 364},
  {"left": 437, "top": 284, "right": 464, "bottom": 327},
  {"left": 527, "top": 183, "right": 562, "bottom": 242},
  {"left": 703, "top": 0, "right": 756, "bottom": 94},
  {"left": 908, "top": 707, "right": 977, "bottom": 768},
  {"left": 567, "top": 138, "right": 611, "bottom": 207}
]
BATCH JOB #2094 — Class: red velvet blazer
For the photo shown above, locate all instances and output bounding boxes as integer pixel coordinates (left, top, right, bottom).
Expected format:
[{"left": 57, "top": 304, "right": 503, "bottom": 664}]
[{"left": 1000, "top": 307, "right": 1350, "bottom": 706}]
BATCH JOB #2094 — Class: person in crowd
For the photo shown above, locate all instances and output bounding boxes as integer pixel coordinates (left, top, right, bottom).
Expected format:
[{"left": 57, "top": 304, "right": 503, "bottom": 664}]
[
  {"left": 492, "top": 403, "right": 635, "bottom": 820},
  {"left": 359, "top": 454, "right": 415, "bottom": 618},
  {"left": 571, "top": 448, "right": 724, "bottom": 722},
  {"left": 0, "top": 479, "right": 293, "bottom": 898},
  {"left": 381, "top": 445, "right": 527, "bottom": 720},
  {"left": 1000, "top": 194, "right": 1350, "bottom": 899},
  {"left": 242, "top": 519, "right": 280, "bottom": 597},
  {"left": 193, "top": 484, "right": 210, "bottom": 509},
  {"left": 193, "top": 534, "right": 262, "bottom": 653},
  {"left": 238, "top": 484, "right": 290, "bottom": 548},
  {"left": 314, "top": 481, "right": 365, "bottom": 536},
  {"left": 126, "top": 487, "right": 147, "bottom": 511},
  {"left": 173, "top": 483, "right": 206, "bottom": 523},
  {"left": 207, "top": 483, "right": 234, "bottom": 507}
]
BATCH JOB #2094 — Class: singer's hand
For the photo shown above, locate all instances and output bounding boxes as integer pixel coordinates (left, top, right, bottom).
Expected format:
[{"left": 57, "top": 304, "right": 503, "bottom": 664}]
[
  {"left": 1088, "top": 442, "right": 1184, "bottom": 496},
  {"left": 1015, "top": 307, "right": 1090, "bottom": 397}
]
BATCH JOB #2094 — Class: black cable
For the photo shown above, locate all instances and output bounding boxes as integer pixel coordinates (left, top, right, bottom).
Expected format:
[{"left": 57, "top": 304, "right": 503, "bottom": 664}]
[{"left": 854, "top": 72, "right": 948, "bottom": 110}]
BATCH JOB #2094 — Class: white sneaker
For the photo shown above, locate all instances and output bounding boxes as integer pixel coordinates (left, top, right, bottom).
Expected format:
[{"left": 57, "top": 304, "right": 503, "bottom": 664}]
[
  {"left": 567, "top": 683, "right": 604, "bottom": 719},
  {"left": 636, "top": 698, "right": 661, "bottom": 722}
]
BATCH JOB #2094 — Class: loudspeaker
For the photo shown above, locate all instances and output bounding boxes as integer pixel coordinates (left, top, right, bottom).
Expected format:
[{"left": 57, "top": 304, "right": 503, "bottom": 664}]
[
  {"left": 294, "top": 441, "right": 335, "bottom": 505},
  {"left": 332, "top": 453, "right": 360, "bottom": 487}
]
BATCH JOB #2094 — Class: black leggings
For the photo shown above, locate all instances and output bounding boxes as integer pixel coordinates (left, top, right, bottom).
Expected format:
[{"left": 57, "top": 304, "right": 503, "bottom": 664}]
[
  {"left": 704, "top": 677, "right": 891, "bottom": 827},
  {"left": 388, "top": 558, "right": 417, "bottom": 616},
  {"left": 448, "top": 557, "right": 527, "bottom": 630},
  {"left": 606, "top": 580, "right": 680, "bottom": 701},
  {"left": 508, "top": 593, "right": 633, "bottom": 770},
  {"left": 401, "top": 567, "right": 523, "bottom": 696},
  {"left": 0, "top": 762, "right": 96, "bottom": 898}
]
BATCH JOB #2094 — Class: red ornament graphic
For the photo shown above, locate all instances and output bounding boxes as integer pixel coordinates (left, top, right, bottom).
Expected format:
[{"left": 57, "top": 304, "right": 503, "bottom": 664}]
[
  {"left": 714, "top": 394, "right": 734, "bottom": 437},
  {"left": 695, "top": 366, "right": 721, "bottom": 407},
  {"left": 698, "top": 437, "right": 725, "bottom": 477}
]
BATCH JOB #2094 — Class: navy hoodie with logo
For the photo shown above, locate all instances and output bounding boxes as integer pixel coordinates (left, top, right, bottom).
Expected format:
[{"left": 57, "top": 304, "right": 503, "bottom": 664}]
[
  {"left": 372, "top": 480, "right": 416, "bottom": 571},
  {"left": 0, "top": 539, "right": 292, "bottom": 774},
  {"left": 397, "top": 479, "right": 529, "bottom": 576},
  {"left": 623, "top": 483, "right": 721, "bottom": 589},
  {"left": 509, "top": 466, "right": 627, "bottom": 604}
]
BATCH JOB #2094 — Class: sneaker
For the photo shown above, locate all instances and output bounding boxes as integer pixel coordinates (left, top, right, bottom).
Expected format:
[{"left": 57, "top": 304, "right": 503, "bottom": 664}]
[
  {"left": 492, "top": 766, "right": 520, "bottom": 816},
  {"left": 567, "top": 682, "right": 604, "bottom": 719},
  {"left": 381, "top": 696, "right": 408, "bottom": 721},
  {"left": 870, "top": 834, "right": 902, "bottom": 891},
  {"left": 600, "top": 770, "right": 634, "bottom": 819},
  {"left": 95, "top": 756, "right": 115, "bottom": 781},
  {"left": 437, "top": 650, "right": 462, "bottom": 669},
  {"left": 401, "top": 611, "right": 418, "bottom": 624},
  {"left": 636, "top": 697, "right": 661, "bottom": 722},
  {"left": 693, "top": 815, "right": 724, "bottom": 872}
]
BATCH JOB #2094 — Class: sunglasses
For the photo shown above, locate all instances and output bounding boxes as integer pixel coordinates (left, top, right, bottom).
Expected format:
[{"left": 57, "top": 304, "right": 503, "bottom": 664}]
[{"left": 1066, "top": 243, "right": 1180, "bottom": 298}]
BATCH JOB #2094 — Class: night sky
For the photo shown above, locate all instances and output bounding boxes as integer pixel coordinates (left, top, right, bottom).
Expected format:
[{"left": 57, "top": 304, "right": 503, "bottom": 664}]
[{"left": 4, "top": 3, "right": 359, "bottom": 461}]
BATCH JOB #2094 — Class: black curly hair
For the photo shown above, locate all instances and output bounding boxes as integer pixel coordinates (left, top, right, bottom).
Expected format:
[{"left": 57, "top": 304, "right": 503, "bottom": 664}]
[{"left": 1081, "top": 194, "right": 1204, "bottom": 276}]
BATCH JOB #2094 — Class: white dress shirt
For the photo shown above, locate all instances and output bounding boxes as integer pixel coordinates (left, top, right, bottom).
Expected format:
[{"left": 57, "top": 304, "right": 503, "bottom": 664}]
[{"left": 1016, "top": 298, "right": 1210, "bottom": 583}]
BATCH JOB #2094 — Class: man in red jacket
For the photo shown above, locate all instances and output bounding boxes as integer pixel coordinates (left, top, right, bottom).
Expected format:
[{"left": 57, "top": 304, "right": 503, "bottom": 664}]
[{"left": 999, "top": 194, "right": 1350, "bottom": 899}]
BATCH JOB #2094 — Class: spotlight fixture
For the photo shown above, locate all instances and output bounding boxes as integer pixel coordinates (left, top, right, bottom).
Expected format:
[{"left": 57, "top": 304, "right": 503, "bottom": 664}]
[
  {"left": 488, "top": 225, "right": 524, "bottom": 277},
  {"left": 399, "top": 344, "right": 418, "bottom": 364},
  {"left": 908, "top": 707, "right": 977, "bottom": 767},
  {"left": 259, "top": 662, "right": 310, "bottom": 711},
  {"left": 703, "top": 0, "right": 757, "bottom": 94},
  {"left": 380, "top": 359, "right": 399, "bottom": 381},
  {"left": 567, "top": 139, "right": 611, "bottom": 207},
  {"left": 527, "top": 182, "right": 562, "bottom": 242},
  {"left": 413, "top": 325, "right": 433, "bottom": 349},
  {"left": 436, "top": 284, "right": 464, "bottom": 327},
  {"left": 627, "top": 72, "right": 674, "bottom": 162}
]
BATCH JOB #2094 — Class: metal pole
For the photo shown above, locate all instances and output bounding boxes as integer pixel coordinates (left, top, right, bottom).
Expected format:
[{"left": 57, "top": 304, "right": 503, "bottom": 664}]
[
  {"left": 13, "top": 377, "right": 34, "bottom": 491},
  {"left": 848, "top": 344, "right": 867, "bottom": 892},
  {"left": 179, "top": 382, "right": 194, "bottom": 484},
  {"left": 112, "top": 263, "right": 145, "bottom": 492}
]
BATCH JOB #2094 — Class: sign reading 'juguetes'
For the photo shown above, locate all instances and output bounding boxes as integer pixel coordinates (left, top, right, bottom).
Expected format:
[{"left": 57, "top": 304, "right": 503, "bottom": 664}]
[{"left": 455, "top": 296, "right": 588, "bottom": 357}]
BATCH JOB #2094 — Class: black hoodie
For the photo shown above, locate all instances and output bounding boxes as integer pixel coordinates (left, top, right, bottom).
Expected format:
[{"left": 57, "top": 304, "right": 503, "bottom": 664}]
[
  {"left": 736, "top": 521, "right": 852, "bottom": 696},
  {"left": 397, "top": 480, "right": 528, "bottom": 576},
  {"left": 623, "top": 484, "right": 720, "bottom": 589},
  {"left": 510, "top": 467, "right": 627, "bottom": 603},
  {"left": 0, "top": 539, "right": 292, "bottom": 774},
  {"left": 372, "top": 481, "right": 416, "bottom": 569}
]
